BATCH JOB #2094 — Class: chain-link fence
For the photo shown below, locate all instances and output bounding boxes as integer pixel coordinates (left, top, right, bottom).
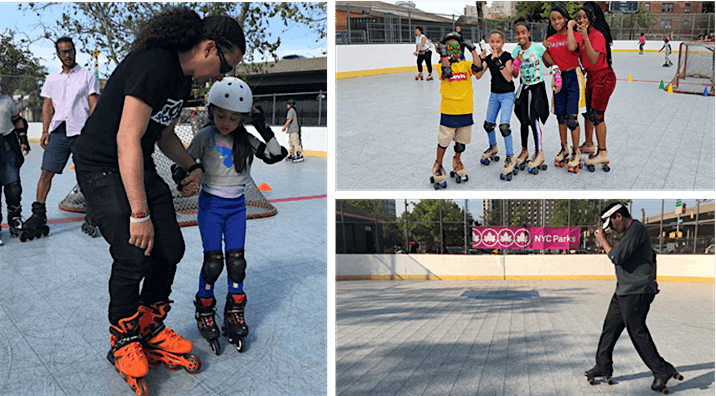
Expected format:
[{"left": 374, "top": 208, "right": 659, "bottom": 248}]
[
  {"left": 0, "top": 75, "right": 45, "bottom": 122},
  {"left": 337, "top": 199, "right": 716, "bottom": 255},
  {"left": 337, "top": 5, "right": 714, "bottom": 45}
]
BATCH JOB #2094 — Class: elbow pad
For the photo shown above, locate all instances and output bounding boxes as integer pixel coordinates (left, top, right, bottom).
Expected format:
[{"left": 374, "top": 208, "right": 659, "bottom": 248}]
[
  {"left": 256, "top": 143, "right": 288, "bottom": 164},
  {"left": 441, "top": 65, "right": 453, "bottom": 79},
  {"left": 471, "top": 63, "right": 483, "bottom": 73}
]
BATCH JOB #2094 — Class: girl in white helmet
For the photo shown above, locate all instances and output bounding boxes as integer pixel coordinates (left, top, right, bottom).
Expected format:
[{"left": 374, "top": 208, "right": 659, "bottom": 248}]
[{"left": 180, "top": 77, "right": 287, "bottom": 355}]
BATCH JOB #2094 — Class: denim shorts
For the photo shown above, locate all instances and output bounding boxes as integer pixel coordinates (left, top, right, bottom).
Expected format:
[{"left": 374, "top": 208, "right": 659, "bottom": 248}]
[{"left": 41, "top": 122, "right": 77, "bottom": 174}]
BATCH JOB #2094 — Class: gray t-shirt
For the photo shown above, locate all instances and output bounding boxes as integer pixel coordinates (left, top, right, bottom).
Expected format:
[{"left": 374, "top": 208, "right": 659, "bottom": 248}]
[
  {"left": 0, "top": 95, "right": 19, "bottom": 136},
  {"left": 286, "top": 107, "right": 299, "bottom": 134},
  {"left": 187, "top": 125, "right": 261, "bottom": 197},
  {"left": 607, "top": 220, "right": 658, "bottom": 296}
]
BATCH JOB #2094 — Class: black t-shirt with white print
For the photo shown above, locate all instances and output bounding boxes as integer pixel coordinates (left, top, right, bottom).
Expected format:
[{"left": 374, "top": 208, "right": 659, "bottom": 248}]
[
  {"left": 75, "top": 47, "right": 192, "bottom": 173},
  {"left": 485, "top": 51, "right": 515, "bottom": 94}
]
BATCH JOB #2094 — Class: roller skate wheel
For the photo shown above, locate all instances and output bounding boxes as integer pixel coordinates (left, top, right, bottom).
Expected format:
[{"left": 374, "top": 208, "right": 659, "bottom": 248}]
[
  {"left": 429, "top": 176, "right": 435, "bottom": 183},
  {"left": 519, "top": 163, "right": 525, "bottom": 171},
  {"left": 532, "top": 169, "right": 539, "bottom": 175},
  {"left": 455, "top": 176, "right": 461, "bottom": 184},
  {"left": 588, "top": 165, "right": 595, "bottom": 172},
  {"left": 209, "top": 339, "right": 220, "bottom": 355},
  {"left": 19, "top": 234, "right": 27, "bottom": 242},
  {"left": 136, "top": 379, "right": 149, "bottom": 396},
  {"left": 554, "top": 161, "right": 560, "bottom": 167},
  {"left": 540, "top": 164, "right": 547, "bottom": 171},
  {"left": 587, "top": 377, "right": 595, "bottom": 385},
  {"left": 433, "top": 182, "right": 440, "bottom": 190},
  {"left": 184, "top": 354, "right": 202, "bottom": 374},
  {"left": 235, "top": 337, "right": 246, "bottom": 353},
  {"left": 43, "top": 227, "right": 50, "bottom": 236},
  {"left": 165, "top": 362, "right": 181, "bottom": 371},
  {"left": 463, "top": 175, "right": 469, "bottom": 182},
  {"left": 512, "top": 169, "right": 518, "bottom": 175},
  {"left": 493, "top": 155, "right": 500, "bottom": 162},
  {"left": 500, "top": 173, "right": 506, "bottom": 180},
  {"left": 481, "top": 158, "right": 489, "bottom": 165},
  {"left": 449, "top": 170, "right": 455, "bottom": 178},
  {"left": 606, "top": 377, "right": 614, "bottom": 385},
  {"left": 674, "top": 373, "right": 684, "bottom": 381},
  {"left": 579, "top": 163, "right": 583, "bottom": 169},
  {"left": 147, "top": 358, "right": 161, "bottom": 369},
  {"left": 560, "top": 162, "right": 565, "bottom": 168},
  {"left": 603, "top": 164, "right": 610, "bottom": 172}
]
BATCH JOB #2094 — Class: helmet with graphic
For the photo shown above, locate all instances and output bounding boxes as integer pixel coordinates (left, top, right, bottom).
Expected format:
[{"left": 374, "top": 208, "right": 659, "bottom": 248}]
[
  {"left": 440, "top": 31, "right": 462, "bottom": 62},
  {"left": 207, "top": 77, "right": 253, "bottom": 114}
]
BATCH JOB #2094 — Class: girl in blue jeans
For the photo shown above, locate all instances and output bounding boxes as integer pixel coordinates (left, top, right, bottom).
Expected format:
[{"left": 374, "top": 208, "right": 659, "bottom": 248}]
[
  {"left": 185, "top": 78, "right": 287, "bottom": 355},
  {"left": 474, "top": 28, "right": 516, "bottom": 181}
]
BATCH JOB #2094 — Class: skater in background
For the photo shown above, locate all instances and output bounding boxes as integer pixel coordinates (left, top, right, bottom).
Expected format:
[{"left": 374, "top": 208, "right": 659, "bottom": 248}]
[
  {"left": 282, "top": 99, "right": 303, "bottom": 162},
  {"left": 188, "top": 78, "right": 287, "bottom": 355},
  {"left": 74, "top": 6, "right": 245, "bottom": 385},
  {"left": 658, "top": 37, "right": 673, "bottom": 67},
  {"left": 24, "top": 37, "right": 99, "bottom": 241},
  {"left": 576, "top": 2, "right": 617, "bottom": 173},
  {"left": 638, "top": 32, "right": 646, "bottom": 54},
  {"left": 429, "top": 31, "right": 482, "bottom": 189},
  {"left": 474, "top": 27, "right": 517, "bottom": 181},
  {"left": 0, "top": 93, "right": 30, "bottom": 239},
  {"left": 544, "top": 3, "right": 586, "bottom": 173},
  {"left": 585, "top": 202, "right": 683, "bottom": 393},
  {"left": 413, "top": 26, "right": 434, "bottom": 81},
  {"left": 511, "top": 16, "right": 553, "bottom": 175}
]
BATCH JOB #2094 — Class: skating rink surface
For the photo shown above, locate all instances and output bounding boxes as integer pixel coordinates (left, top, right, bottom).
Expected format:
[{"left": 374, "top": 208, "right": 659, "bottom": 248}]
[
  {"left": 337, "top": 52, "right": 715, "bottom": 190},
  {"left": 337, "top": 279, "right": 715, "bottom": 396},
  {"left": 0, "top": 143, "right": 327, "bottom": 396}
]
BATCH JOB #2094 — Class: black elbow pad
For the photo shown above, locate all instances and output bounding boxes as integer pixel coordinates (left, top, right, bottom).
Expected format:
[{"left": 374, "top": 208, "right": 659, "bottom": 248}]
[{"left": 471, "top": 63, "right": 483, "bottom": 73}]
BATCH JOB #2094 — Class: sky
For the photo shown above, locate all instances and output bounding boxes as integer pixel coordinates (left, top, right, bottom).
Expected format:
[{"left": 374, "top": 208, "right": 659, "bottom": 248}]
[
  {"left": 390, "top": 1, "right": 490, "bottom": 18},
  {"left": 0, "top": 3, "right": 327, "bottom": 76},
  {"left": 393, "top": 199, "right": 713, "bottom": 223}
]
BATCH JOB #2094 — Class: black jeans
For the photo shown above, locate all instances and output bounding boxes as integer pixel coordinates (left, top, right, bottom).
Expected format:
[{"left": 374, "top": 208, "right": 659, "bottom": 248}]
[
  {"left": 417, "top": 51, "right": 433, "bottom": 74},
  {"left": 595, "top": 293, "right": 673, "bottom": 377},
  {"left": 76, "top": 169, "right": 185, "bottom": 325}
]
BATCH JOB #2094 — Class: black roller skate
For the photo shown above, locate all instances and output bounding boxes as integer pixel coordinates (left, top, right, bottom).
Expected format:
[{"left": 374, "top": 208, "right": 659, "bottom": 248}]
[
  {"left": 81, "top": 215, "right": 101, "bottom": 238},
  {"left": 584, "top": 365, "right": 613, "bottom": 385},
  {"left": 17, "top": 202, "right": 49, "bottom": 242},
  {"left": 194, "top": 295, "right": 221, "bottom": 355},
  {"left": 223, "top": 293, "right": 249, "bottom": 353},
  {"left": 651, "top": 365, "right": 684, "bottom": 394}
]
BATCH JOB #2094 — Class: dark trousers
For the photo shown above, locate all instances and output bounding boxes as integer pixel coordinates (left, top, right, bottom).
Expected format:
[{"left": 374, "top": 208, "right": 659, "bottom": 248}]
[
  {"left": 595, "top": 293, "right": 673, "bottom": 377},
  {"left": 76, "top": 169, "right": 185, "bottom": 325},
  {"left": 417, "top": 51, "right": 433, "bottom": 74}
]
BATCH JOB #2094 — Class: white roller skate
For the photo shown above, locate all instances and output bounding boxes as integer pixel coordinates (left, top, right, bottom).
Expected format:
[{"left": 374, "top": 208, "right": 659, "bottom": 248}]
[
  {"left": 430, "top": 161, "right": 447, "bottom": 190},
  {"left": 553, "top": 146, "right": 569, "bottom": 168},
  {"left": 480, "top": 145, "right": 500, "bottom": 165},
  {"left": 426, "top": 73, "right": 434, "bottom": 81},
  {"left": 584, "top": 149, "right": 611, "bottom": 172},
  {"left": 526, "top": 151, "right": 548, "bottom": 175},
  {"left": 567, "top": 148, "right": 583, "bottom": 174},
  {"left": 450, "top": 156, "right": 469, "bottom": 184},
  {"left": 500, "top": 155, "right": 518, "bottom": 181},
  {"left": 415, "top": 72, "right": 424, "bottom": 81},
  {"left": 515, "top": 147, "right": 530, "bottom": 171}
]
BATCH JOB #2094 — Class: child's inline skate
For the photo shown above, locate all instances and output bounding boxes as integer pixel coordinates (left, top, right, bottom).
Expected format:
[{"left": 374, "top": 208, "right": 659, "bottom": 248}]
[
  {"left": 584, "top": 149, "right": 611, "bottom": 172},
  {"left": 194, "top": 294, "right": 221, "bottom": 355},
  {"left": 480, "top": 145, "right": 499, "bottom": 165},
  {"left": 499, "top": 155, "right": 518, "bottom": 181},
  {"left": 515, "top": 147, "right": 530, "bottom": 171},
  {"left": 138, "top": 300, "right": 201, "bottom": 374},
  {"left": 17, "top": 202, "right": 49, "bottom": 242},
  {"left": 106, "top": 312, "right": 150, "bottom": 396},
  {"left": 449, "top": 156, "right": 469, "bottom": 184},
  {"left": 223, "top": 293, "right": 249, "bottom": 353},
  {"left": 526, "top": 151, "right": 548, "bottom": 175},
  {"left": 430, "top": 161, "right": 447, "bottom": 190},
  {"left": 553, "top": 146, "right": 569, "bottom": 168},
  {"left": 567, "top": 148, "right": 583, "bottom": 174}
]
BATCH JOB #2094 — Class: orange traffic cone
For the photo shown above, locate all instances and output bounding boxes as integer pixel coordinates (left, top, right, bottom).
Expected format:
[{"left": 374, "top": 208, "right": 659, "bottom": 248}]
[{"left": 258, "top": 183, "right": 272, "bottom": 191}]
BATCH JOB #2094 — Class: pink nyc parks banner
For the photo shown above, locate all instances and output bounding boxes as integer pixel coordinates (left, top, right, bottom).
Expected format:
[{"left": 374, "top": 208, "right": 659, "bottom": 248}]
[{"left": 472, "top": 227, "right": 581, "bottom": 250}]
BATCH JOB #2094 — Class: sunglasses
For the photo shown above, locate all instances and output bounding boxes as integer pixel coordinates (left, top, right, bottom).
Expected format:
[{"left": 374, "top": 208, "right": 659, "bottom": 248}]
[
  {"left": 58, "top": 49, "right": 75, "bottom": 57},
  {"left": 216, "top": 46, "right": 234, "bottom": 74}
]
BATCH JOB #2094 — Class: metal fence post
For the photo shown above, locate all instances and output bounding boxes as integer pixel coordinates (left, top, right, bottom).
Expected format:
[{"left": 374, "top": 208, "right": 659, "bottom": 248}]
[
  {"left": 408, "top": 10, "right": 412, "bottom": 43},
  {"left": 318, "top": 90, "right": 323, "bottom": 126},
  {"left": 271, "top": 93, "right": 276, "bottom": 125}
]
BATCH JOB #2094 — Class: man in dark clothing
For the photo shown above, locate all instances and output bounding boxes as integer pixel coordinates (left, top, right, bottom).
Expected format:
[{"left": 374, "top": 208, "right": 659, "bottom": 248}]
[{"left": 584, "top": 202, "right": 683, "bottom": 393}]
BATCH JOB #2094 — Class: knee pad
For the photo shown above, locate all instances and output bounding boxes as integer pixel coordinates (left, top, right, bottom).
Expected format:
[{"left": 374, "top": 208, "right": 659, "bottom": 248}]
[
  {"left": 483, "top": 121, "right": 496, "bottom": 133},
  {"left": 226, "top": 249, "right": 247, "bottom": 284},
  {"left": 499, "top": 124, "right": 511, "bottom": 137},
  {"left": 565, "top": 114, "right": 579, "bottom": 131},
  {"left": 3, "top": 181, "right": 21, "bottom": 207},
  {"left": 454, "top": 142, "right": 465, "bottom": 153},
  {"left": 587, "top": 108, "right": 605, "bottom": 126},
  {"left": 201, "top": 251, "right": 224, "bottom": 285},
  {"left": 556, "top": 115, "right": 566, "bottom": 125}
]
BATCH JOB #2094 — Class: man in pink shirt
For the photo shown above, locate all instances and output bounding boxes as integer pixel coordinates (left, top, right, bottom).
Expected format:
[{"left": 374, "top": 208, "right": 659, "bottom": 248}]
[{"left": 23, "top": 37, "right": 99, "bottom": 240}]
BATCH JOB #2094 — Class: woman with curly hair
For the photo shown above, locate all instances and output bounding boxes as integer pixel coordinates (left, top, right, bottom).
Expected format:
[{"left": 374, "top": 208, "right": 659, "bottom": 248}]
[{"left": 74, "top": 6, "right": 245, "bottom": 390}]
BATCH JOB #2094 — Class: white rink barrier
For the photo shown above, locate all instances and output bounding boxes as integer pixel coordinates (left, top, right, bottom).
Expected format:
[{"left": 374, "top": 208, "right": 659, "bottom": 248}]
[{"left": 336, "top": 254, "right": 715, "bottom": 283}]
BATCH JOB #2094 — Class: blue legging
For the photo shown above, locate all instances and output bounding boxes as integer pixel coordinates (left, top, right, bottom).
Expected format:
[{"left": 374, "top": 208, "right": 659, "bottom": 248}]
[
  {"left": 197, "top": 190, "right": 246, "bottom": 298},
  {"left": 485, "top": 91, "right": 515, "bottom": 157}
]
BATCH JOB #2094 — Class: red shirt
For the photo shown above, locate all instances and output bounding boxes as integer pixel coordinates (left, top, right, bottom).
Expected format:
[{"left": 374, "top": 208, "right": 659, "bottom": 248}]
[
  {"left": 547, "top": 31, "right": 583, "bottom": 71},
  {"left": 581, "top": 29, "right": 609, "bottom": 72}
]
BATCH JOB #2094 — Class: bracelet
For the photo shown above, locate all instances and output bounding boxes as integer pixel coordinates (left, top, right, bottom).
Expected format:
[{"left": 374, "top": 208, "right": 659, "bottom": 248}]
[
  {"left": 130, "top": 211, "right": 150, "bottom": 219},
  {"left": 129, "top": 214, "right": 151, "bottom": 223},
  {"left": 188, "top": 162, "right": 205, "bottom": 174}
]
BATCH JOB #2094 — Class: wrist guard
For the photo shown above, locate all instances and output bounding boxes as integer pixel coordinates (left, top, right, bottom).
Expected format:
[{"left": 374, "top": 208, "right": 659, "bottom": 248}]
[
  {"left": 248, "top": 106, "right": 276, "bottom": 143},
  {"left": 512, "top": 58, "right": 522, "bottom": 73},
  {"left": 441, "top": 64, "right": 453, "bottom": 79},
  {"left": 170, "top": 164, "right": 189, "bottom": 190}
]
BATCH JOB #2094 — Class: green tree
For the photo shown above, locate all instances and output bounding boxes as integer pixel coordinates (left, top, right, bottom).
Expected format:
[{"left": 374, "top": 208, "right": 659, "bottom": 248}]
[
  {"left": 22, "top": 2, "right": 326, "bottom": 77},
  {"left": 0, "top": 31, "right": 47, "bottom": 116},
  {"left": 547, "top": 199, "right": 631, "bottom": 227},
  {"left": 515, "top": 1, "right": 581, "bottom": 24},
  {"left": 406, "top": 200, "right": 473, "bottom": 253}
]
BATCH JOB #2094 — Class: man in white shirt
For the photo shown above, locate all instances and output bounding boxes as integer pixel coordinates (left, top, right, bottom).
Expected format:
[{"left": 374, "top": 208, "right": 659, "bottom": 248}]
[{"left": 24, "top": 37, "right": 99, "bottom": 238}]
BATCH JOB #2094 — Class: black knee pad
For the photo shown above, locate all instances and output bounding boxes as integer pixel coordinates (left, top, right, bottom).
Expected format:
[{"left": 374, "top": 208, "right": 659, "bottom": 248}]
[
  {"left": 201, "top": 251, "right": 224, "bottom": 285},
  {"left": 587, "top": 108, "right": 605, "bottom": 126},
  {"left": 226, "top": 249, "right": 247, "bottom": 284},
  {"left": 556, "top": 115, "right": 566, "bottom": 125},
  {"left": 499, "top": 123, "right": 511, "bottom": 137},
  {"left": 3, "top": 180, "right": 21, "bottom": 207},
  {"left": 454, "top": 142, "right": 465, "bottom": 153},
  {"left": 565, "top": 114, "right": 579, "bottom": 131},
  {"left": 483, "top": 121, "right": 496, "bottom": 133}
]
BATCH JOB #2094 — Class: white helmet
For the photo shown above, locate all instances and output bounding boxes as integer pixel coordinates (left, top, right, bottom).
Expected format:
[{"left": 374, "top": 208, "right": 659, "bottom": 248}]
[{"left": 207, "top": 77, "right": 253, "bottom": 114}]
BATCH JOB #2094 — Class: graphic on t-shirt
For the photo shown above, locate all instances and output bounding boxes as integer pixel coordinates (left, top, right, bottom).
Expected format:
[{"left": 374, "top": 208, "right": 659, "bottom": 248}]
[
  {"left": 150, "top": 98, "right": 184, "bottom": 126},
  {"left": 520, "top": 52, "right": 543, "bottom": 85},
  {"left": 449, "top": 72, "right": 469, "bottom": 82},
  {"left": 215, "top": 142, "right": 233, "bottom": 169}
]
